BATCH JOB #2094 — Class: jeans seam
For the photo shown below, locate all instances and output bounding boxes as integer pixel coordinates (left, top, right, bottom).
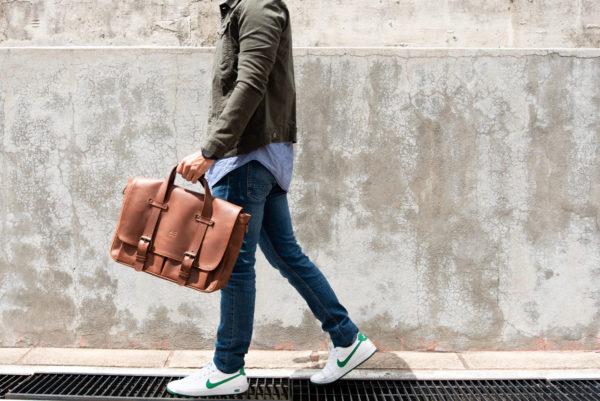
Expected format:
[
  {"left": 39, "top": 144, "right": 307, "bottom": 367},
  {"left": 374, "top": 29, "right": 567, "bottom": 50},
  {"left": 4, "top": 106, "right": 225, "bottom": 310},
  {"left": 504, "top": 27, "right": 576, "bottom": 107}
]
[
  {"left": 221, "top": 172, "right": 235, "bottom": 372},
  {"left": 245, "top": 161, "right": 251, "bottom": 199},
  {"left": 260, "top": 229, "right": 351, "bottom": 345},
  {"left": 222, "top": 287, "right": 236, "bottom": 371}
]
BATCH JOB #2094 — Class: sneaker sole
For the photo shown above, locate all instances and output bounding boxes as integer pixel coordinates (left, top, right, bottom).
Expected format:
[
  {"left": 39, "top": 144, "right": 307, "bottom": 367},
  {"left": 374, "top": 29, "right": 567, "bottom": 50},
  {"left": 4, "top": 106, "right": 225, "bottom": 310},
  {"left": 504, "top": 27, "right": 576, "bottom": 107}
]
[
  {"left": 310, "top": 343, "right": 378, "bottom": 385},
  {"left": 165, "top": 381, "right": 249, "bottom": 397}
]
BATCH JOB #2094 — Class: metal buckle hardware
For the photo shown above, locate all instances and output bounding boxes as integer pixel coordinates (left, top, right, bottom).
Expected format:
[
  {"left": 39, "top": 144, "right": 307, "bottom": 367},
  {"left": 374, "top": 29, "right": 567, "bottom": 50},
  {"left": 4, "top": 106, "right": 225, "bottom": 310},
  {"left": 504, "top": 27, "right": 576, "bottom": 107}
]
[{"left": 184, "top": 251, "right": 196, "bottom": 259}]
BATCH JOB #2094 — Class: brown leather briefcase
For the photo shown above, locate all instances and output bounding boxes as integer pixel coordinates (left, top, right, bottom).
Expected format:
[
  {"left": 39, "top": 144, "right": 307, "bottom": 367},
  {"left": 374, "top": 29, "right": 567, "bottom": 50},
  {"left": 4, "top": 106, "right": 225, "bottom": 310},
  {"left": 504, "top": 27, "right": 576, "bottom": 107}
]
[{"left": 109, "top": 165, "right": 251, "bottom": 293}]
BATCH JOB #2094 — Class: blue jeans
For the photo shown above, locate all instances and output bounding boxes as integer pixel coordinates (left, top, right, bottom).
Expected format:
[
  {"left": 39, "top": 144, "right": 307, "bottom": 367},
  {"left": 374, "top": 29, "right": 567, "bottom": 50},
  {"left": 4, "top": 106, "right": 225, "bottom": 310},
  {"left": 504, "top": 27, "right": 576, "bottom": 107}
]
[{"left": 210, "top": 160, "right": 359, "bottom": 374}]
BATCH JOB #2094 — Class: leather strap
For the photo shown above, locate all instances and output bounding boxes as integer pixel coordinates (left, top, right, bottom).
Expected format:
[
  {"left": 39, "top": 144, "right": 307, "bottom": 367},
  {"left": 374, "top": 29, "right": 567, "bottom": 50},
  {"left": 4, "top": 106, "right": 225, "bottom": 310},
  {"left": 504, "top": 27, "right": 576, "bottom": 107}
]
[
  {"left": 134, "top": 165, "right": 214, "bottom": 272},
  {"left": 177, "top": 192, "right": 215, "bottom": 286}
]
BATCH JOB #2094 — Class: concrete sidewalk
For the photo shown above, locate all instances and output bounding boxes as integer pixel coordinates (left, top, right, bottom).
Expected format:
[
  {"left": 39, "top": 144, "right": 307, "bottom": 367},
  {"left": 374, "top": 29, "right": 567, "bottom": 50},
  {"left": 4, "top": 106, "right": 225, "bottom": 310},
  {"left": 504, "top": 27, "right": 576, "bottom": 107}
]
[{"left": 2, "top": 348, "right": 600, "bottom": 380}]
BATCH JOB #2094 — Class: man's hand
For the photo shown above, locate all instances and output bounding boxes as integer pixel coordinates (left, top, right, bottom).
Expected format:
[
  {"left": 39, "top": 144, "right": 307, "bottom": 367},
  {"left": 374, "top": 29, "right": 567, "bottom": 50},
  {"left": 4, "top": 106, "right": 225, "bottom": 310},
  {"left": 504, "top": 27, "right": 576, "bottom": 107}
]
[{"left": 177, "top": 150, "right": 215, "bottom": 183}]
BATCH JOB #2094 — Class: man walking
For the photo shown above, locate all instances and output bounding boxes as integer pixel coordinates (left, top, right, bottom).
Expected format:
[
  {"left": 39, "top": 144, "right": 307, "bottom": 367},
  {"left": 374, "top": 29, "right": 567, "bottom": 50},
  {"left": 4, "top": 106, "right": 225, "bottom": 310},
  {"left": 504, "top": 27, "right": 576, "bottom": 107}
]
[{"left": 167, "top": 0, "right": 377, "bottom": 396}]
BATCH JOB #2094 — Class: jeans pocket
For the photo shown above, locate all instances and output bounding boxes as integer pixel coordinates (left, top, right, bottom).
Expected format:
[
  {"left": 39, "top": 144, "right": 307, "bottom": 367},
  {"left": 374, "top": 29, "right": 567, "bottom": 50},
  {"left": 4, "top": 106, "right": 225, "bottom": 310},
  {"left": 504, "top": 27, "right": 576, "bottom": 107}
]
[{"left": 246, "top": 161, "right": 273, "bottom": 202}]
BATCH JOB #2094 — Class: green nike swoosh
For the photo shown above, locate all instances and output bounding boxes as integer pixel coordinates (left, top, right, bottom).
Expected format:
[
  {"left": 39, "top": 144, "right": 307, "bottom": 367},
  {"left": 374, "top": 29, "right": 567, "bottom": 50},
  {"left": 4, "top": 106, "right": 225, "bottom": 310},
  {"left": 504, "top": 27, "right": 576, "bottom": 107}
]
[
  {"left": 206, "top": 372, "right": 243, "bottom": 389},
  {"left": 336, "top": 332, "right": 367, "bottom": 368}
]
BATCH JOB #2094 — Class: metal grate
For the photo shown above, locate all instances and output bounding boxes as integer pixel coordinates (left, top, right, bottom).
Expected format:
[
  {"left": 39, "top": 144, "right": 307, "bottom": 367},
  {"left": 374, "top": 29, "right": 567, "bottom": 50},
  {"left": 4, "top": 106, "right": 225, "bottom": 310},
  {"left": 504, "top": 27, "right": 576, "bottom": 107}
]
[
  {"left": 6, "top": 373, "right": 289, "bottom": 400},
  {"left": 295, "top": 378, "right": 600, "bottom": 400},
  {"left": 0, "top": 375, "right": 30, "bottom": 399},
  {"left": 4, "top": 373, "right": 600, "bottom": 400},
  {"left": 290, "top": 378, "right": 571, "bottom": 400}
]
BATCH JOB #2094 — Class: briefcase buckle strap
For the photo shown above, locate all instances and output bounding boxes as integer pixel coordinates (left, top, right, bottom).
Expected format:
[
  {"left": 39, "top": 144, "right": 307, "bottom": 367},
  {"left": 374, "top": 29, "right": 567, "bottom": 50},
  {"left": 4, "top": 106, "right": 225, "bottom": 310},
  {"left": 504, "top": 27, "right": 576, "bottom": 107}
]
[
  {"left": 178, "top": 251, "right": 196, "bottom": 285},
  {"left": 134, "top": 235, "right": 152, "bottom": 271},
  {"left": 137, "top": 235, "right": 152, "bottom": 256},
  {"left": 178, "top": 269, "right": 191, "bottom": 282},
  {"left": 147, "top": 198, "right": 168, "bottom": 210},
  {"left": 195, "top": 214, "right": 214, "bottom": 226}
]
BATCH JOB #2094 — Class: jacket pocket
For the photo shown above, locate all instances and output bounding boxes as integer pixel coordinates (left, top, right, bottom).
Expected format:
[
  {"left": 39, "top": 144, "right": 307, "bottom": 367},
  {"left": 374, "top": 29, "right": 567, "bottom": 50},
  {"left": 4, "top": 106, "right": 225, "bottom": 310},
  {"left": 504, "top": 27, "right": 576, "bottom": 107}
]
[
  {"left": 217, "top": 20, "right": 238, "bottom": 93},
  {"left": 218, "top": 20, "right": 233, "bottom": 63}
]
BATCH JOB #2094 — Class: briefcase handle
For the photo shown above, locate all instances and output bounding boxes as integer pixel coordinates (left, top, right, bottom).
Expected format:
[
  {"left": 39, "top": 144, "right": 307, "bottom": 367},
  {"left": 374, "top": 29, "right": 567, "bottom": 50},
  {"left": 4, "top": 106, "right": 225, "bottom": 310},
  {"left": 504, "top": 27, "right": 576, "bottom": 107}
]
[
  {"left": 133, "top": 165, "right": 215, "bottom": 272},
  {"left": 163, "top": 165, "right": 214, "bottom": 220}
]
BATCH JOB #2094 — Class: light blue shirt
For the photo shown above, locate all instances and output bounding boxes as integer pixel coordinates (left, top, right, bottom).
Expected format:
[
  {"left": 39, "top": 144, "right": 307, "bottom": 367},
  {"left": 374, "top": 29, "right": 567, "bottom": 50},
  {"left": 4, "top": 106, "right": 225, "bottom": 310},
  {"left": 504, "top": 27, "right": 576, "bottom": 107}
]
[{"left": 205, "top": 142, "right": 294, "bottom": 192}]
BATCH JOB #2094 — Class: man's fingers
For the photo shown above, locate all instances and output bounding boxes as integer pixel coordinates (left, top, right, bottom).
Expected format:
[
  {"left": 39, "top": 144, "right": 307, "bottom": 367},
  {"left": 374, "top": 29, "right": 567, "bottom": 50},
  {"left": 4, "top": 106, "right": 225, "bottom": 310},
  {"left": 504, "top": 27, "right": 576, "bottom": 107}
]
[
  {"left": 191, "top": 165, "right": 207, "bottom": 183},
  {"left": 193, "top": 167, "right": 201, "bottom": 183},
  {"left": 189, "top": 166, "right": 199, "bottom": 183},
  {"left": 177, "top": 153, "right": 212, "bottom": 183},
  {"left": 182, "top": 160, "right": 193, "bottom": 178},
  {"left": 177, "top": 160, "right": 188, "bottom": 177}
]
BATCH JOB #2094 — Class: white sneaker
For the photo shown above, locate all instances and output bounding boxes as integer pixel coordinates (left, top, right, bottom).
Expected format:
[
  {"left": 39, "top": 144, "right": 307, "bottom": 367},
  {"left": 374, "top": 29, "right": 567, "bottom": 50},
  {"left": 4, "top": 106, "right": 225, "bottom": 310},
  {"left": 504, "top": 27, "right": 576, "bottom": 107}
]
[
  {"left": 166, "top": 360, "right": 249, "bottom": 397},
  {"left": 310, "top": 331, "right": 377, "bottom": 384}
]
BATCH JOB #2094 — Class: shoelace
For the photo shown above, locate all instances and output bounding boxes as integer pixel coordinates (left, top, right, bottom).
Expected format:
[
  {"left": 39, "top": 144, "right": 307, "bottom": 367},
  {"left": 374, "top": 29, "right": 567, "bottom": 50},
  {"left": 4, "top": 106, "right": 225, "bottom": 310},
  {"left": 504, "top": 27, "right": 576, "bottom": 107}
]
[
  {"left": 188, "top": 361, "right": 218, "bottom": 380},
  {"left": 323, "top": 342, "right": 340, "bottom": 375},
  {"left": 204, "top": 361, "right": 219, "bottom": 376}
]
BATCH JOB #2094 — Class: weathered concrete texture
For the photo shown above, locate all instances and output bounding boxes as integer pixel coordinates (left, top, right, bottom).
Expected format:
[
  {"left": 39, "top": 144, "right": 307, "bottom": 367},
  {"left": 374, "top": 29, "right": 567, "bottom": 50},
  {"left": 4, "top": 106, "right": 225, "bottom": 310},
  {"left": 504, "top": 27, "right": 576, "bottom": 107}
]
[
  {"left": 19, "top": 348, "right": 171, "bottom": 367},
  {"left": 4, "top": 347, "right": 600, "bottom": 371},
  {"left": 1, "top": 0, "right": 599, "bottom": 48},
  {"left": 0, "top": 48, "right": 599, "bottom": 351}
]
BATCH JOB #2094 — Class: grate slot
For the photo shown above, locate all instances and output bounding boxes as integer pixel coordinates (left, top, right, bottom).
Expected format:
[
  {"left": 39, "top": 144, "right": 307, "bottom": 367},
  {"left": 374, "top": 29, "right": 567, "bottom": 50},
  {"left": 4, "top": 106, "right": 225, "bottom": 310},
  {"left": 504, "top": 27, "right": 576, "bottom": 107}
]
[
  {"left": 387, "top": 380, "right": 406, "bottom": 400},
  {"left": 434, "top": 379, "right": 455, "bottom": 400},
  {"left": 68, "top": 374, "right": 93, "bottom": 396},
  {"left": 109, "top": 374, "right": 132, "bottom": 397},
  {"left": 141, "top": 376, "right": 161, "bottom": 398},
  {"left": 31, "top": 373, "right": 69, "bottom": 395},
  {"left": 95, "top": 374, "right": 119, "bottom": 397},
  {"left": 381, "top": 379, "right": 400, "bottom": 401},
  {"left": 79, "top": 375, "right": 101, "bottom": 395},
  {"left": 550, "top": 379, "right": 600, "bottom": 401},
  {"left": 16, "top": 372, "right": 49, "bottom": 394},
  {"left": 0, "top": 375, "right": 31, "bottom": 399}
]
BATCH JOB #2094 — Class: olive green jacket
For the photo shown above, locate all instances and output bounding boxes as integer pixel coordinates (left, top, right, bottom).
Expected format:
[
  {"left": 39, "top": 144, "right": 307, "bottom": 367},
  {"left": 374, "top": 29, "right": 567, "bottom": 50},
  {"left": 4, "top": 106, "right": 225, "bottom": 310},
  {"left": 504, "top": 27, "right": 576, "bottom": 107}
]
[{"left": 201, "top": 0, "right": 297, "bottom": 160}]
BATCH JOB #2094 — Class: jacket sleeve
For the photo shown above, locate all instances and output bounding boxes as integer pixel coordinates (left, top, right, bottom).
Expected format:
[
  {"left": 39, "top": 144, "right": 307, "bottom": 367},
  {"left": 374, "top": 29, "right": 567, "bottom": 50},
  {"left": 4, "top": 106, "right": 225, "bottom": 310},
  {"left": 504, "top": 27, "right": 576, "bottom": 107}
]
[{"left": 201, "top": 0, "right": 287, "bottom": 159}]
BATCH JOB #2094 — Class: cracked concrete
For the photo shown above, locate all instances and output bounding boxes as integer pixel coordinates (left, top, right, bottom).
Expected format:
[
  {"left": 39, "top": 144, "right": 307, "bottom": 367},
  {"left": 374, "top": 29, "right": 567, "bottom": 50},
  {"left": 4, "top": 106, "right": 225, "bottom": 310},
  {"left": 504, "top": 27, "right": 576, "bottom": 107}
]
[
  {"left": 0, "top": 0, "right": 599, "bottom": 47},
  {"left": 0, "top": 47, "right": 599, "bottom": 351}
]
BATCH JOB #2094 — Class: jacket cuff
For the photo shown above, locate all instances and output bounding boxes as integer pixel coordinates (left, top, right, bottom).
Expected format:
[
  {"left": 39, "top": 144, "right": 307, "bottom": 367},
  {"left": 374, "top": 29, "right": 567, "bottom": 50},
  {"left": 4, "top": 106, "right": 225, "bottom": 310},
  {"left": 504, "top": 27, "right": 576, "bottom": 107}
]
[{"left": 201, "top": 146, "right": 219, "bottom": 160}]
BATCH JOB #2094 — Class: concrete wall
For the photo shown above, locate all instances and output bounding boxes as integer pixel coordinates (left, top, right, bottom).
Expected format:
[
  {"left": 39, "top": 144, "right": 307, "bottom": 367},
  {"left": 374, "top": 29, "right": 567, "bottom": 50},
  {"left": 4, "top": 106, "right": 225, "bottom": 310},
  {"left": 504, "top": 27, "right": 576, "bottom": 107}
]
[
  {"left": 1, "top": 0, "right": 600, "bottom": 48},
  {"left": 1, "top": 47, "right": 599, "bottom": 351}
]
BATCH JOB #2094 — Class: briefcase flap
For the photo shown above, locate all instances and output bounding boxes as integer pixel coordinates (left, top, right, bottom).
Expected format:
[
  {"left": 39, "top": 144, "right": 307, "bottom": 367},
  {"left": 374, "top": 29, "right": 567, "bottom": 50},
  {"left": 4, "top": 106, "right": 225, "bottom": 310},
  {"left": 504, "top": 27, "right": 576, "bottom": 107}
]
[{"left": 115, "top": 177, "right": 242, "bottom": 271}]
